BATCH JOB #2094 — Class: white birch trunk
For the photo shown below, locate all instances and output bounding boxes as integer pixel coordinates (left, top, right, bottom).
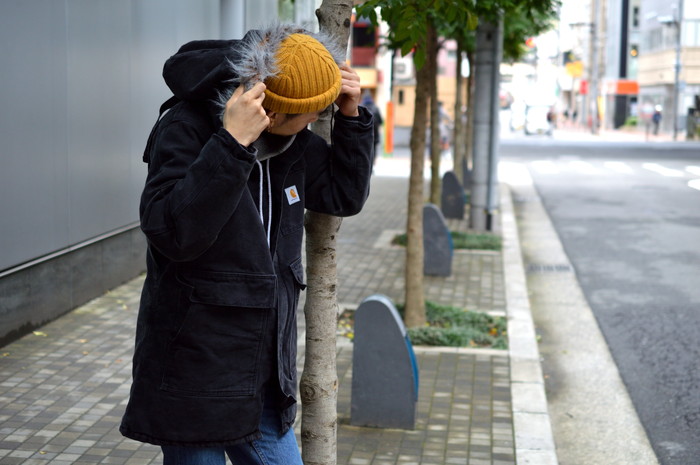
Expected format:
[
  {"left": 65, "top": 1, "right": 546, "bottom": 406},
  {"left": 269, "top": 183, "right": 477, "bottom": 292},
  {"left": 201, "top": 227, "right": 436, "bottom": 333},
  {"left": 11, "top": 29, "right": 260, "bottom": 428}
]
[{"left": 300, "top": 1, "right": 353, "bottom": 463}]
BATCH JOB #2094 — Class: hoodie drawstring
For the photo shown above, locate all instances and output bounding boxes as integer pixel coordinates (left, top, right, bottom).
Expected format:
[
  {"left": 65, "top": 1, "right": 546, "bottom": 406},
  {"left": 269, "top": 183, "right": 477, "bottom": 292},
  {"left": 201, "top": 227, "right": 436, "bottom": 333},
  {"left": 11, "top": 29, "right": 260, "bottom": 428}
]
[{"left": 255, "top": 159, "right": 272, "bottom": 247}]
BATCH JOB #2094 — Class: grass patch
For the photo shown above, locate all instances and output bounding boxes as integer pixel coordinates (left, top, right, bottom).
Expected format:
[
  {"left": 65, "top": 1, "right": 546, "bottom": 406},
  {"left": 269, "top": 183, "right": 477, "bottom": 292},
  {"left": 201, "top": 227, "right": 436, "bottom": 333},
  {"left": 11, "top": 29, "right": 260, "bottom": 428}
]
[
  {"left": 338, "top": 301, "right": 507, "bottom": 350},
  {"left": 391, "top": 231, "right": 501, "bottom": 251}
]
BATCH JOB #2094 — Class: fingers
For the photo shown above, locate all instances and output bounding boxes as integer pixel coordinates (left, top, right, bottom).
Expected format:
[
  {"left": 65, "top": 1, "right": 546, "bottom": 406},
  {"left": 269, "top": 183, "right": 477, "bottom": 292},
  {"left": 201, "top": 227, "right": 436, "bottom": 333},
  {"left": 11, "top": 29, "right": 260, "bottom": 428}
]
[
  {"left": 229, "top": 84, "right": 245, "bottom": 105},
  {"left": 223, "top": 82, "right": 270, "bottom": 146}
]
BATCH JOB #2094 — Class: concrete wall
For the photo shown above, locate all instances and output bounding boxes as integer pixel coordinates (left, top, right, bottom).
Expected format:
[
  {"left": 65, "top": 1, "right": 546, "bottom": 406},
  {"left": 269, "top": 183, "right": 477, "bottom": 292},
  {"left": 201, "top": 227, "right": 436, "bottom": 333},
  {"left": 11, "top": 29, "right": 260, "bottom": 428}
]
[{"left": 0, "top": 0, "right": 275, "bottom": 346}]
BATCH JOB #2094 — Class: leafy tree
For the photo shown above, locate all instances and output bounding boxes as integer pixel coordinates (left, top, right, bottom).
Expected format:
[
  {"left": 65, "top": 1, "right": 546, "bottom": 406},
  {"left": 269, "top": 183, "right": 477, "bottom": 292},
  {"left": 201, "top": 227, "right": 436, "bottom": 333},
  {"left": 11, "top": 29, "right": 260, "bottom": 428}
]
[{"left": 357, "top": 0, "right": 475, "bottom": 327}]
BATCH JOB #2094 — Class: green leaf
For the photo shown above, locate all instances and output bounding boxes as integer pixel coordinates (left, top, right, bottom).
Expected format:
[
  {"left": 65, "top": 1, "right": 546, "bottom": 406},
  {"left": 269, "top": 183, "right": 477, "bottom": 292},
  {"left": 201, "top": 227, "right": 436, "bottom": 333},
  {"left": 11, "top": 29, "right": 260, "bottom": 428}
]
[
  {"left": 401, "top": 40, "right": 415, "bottom": 56},
  {"left": 413, "top": 48, "right": 426, "bottom": 69}
]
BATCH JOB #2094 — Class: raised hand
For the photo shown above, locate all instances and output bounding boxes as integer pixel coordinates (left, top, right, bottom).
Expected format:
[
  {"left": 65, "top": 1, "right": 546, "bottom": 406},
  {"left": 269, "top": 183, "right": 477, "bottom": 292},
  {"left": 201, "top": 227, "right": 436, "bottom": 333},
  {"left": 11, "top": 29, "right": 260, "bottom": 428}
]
[
  {"left": 223, "top": 82, "right": 269, "bottom": 147},
  {"left": 335, "top": 64, "right": 361, "bottom": 118}
]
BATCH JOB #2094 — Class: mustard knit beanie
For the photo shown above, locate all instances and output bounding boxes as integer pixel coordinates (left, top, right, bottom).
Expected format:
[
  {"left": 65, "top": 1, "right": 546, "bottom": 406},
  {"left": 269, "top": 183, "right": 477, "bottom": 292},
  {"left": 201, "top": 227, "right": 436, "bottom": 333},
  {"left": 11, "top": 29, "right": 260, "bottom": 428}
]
[{"left": 263, "top": 33, "right": 342, "bottom": 114}]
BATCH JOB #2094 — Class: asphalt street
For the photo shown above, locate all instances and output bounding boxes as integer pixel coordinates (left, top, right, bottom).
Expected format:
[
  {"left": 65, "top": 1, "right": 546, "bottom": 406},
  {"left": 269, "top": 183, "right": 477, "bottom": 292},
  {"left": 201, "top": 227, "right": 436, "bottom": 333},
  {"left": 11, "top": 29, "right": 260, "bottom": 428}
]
[{"left": 501, "top": 139, "right": 700, "bottom": 465}]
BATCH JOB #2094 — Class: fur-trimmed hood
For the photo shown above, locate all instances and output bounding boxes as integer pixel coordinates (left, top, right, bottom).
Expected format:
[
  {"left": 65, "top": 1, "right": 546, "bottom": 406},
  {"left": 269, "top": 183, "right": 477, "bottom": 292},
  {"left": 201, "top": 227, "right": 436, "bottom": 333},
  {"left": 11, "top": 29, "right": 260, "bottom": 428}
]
[{"left": 162, "top": 24, "right": 345, "bottom": 108}]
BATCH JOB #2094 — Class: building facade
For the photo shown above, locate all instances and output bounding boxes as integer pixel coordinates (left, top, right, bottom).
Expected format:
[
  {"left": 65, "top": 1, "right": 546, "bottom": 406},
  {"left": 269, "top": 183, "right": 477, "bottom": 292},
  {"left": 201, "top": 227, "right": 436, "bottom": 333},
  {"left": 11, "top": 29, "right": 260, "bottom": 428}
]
[
  {"left": 0, "top": 0, "right": 276, "bottom": 345},
  {"left": 638, "top": 0, "right": 700, "bottom": 134}
]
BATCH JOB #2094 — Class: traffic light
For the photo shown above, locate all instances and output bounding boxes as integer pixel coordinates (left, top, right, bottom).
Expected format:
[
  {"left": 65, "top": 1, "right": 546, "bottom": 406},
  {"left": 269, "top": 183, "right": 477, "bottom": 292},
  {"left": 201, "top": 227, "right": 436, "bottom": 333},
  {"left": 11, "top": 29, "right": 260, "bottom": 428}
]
[
  {"left": 630, "top": 44, "right": 638, "bottom": 57},
  {"left": 563, "top": 50, "right": 576, "bottom": 65}
]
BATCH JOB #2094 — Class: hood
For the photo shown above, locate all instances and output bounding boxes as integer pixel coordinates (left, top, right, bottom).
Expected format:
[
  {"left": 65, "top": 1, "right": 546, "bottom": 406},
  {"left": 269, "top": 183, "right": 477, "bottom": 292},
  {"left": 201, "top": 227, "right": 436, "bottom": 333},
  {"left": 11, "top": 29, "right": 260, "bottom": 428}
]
[
  {"left": 162, "top": 25, "right": 345, "bottom": 108},
  {"left": 162, "top": 38, "right": 242, "bottom": 102}
]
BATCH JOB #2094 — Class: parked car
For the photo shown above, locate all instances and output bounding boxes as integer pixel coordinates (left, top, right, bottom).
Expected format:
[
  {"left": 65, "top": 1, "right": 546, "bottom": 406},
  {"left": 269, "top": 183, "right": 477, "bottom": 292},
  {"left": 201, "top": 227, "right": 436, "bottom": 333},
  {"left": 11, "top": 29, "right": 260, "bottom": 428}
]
[{"left": 524, "top": 105, "right": 553, "bottom": 136}]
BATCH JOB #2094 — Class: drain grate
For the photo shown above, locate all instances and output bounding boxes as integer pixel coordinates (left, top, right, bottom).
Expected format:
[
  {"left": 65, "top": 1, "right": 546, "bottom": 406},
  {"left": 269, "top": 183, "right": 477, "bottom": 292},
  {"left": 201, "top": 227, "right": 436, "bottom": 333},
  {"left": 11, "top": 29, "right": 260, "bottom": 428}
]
[{"left": 526, "top": 263, "right": 573, "bottom": 274}]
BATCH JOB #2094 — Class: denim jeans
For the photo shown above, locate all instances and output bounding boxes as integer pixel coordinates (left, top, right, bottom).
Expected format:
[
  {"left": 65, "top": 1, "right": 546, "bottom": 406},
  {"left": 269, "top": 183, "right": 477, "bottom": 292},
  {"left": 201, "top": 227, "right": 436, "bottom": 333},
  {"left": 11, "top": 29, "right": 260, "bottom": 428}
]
[{"left": 161, "top": 407, "right": 303, "bottom": 465}]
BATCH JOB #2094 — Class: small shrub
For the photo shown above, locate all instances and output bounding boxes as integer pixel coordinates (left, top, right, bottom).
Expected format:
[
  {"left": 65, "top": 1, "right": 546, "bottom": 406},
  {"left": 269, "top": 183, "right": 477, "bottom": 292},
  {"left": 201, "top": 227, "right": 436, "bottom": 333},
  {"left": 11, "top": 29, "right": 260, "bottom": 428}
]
[
  {"left": 392, "top": 231, "right": 501, "bottom": 251},
  {"left": 396, "top": 301, "right": 507, "bottom": 349},
  {"left": 623, "top": 115, "right": 638, "bottom": 127}
]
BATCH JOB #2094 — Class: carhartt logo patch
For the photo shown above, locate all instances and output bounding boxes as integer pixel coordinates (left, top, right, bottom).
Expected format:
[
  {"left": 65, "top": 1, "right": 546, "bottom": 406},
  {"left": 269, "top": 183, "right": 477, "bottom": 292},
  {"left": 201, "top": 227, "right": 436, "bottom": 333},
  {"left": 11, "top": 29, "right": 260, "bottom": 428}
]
[{"left": 285, "top": 186, "right": 300, "bottom": 205}]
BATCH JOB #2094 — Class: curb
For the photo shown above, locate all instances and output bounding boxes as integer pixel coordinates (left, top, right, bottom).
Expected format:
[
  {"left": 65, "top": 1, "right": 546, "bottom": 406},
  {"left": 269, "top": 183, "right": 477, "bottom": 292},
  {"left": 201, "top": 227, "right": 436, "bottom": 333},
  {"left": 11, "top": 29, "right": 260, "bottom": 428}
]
[{"left": 500, "top": 183, "right": 559, "bottom": 465}]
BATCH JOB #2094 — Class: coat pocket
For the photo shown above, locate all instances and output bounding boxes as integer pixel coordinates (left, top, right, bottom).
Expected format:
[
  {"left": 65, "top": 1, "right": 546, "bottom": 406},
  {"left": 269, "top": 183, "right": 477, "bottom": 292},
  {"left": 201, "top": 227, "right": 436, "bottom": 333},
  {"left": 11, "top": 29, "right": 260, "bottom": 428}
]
[{"left": 160, "top": 271, "right": 277, "bottom": 397}]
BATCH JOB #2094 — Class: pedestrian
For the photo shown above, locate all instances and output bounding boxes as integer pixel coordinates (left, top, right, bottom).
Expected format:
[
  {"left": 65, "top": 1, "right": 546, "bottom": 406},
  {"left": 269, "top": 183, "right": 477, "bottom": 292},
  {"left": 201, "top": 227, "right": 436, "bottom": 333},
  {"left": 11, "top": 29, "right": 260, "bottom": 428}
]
[
  {"left": 652, "top": 105, "right": 662, "bottom": 135},
  {"left": 438, "top": 101, "right": 453, "bottom": 151},
  {"left": 119, "top": 24, "right": 374, "bottom": 465},
  {"left": 361, "top": 91, "right": 383, "bottom": 164}
]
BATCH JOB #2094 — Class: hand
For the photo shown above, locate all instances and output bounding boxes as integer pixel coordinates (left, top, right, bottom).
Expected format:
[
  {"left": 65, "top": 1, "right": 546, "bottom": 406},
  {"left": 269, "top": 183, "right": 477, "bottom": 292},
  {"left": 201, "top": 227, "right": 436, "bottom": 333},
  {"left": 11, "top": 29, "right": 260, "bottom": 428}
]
[
  {"left": 222, "top": 82, "right": 269, "bottom": 147},
  {"left": 335, "top": 64, "right": 361, "bottom": 117}
]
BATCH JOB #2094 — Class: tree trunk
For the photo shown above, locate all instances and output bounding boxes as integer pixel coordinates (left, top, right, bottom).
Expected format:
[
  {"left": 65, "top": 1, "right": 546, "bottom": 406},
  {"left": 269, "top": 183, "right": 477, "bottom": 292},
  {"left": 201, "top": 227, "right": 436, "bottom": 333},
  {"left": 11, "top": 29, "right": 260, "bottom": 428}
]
[
  {"left": 404, "top": 22, "right": 435, "bottom": 329},
  {"left": 300, "top": 211, "right": 342, "bottom": 465},
  {"left": 452, "top": 43, "right": 465, "bottom": 185},
  {"left": 465, "top": 50, "right": 476, "bottom": 174},
  {"left": 300, "top": 2, "right": 353, "bottom": 464},
  {"left": 428, "top": 28, "right": 441, "bottom": 206}
]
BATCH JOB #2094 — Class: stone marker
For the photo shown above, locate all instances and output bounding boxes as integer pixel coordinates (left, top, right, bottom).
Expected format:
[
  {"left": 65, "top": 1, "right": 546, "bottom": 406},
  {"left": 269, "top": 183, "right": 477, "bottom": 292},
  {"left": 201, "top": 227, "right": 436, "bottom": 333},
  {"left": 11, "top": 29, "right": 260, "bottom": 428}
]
[
  {"left": 423, "top": 203, "right": 453, "bottom": 276},
  {"left": 351, "top": 294, "right": 418, "bottom": 429},
  {"left": 441, "top": 171, "right": 465, "bottom": 219}
]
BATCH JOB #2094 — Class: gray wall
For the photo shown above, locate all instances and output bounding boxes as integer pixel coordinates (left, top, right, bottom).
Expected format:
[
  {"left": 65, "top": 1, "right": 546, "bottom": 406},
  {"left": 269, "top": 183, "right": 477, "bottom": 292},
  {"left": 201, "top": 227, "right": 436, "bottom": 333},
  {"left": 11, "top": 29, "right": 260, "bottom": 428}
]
[
  {"left": 0, "top": 0, "right": 276, "bottom": 345},
  {"left": 0, "top": 0, "right": 221, "bottom": 272}
]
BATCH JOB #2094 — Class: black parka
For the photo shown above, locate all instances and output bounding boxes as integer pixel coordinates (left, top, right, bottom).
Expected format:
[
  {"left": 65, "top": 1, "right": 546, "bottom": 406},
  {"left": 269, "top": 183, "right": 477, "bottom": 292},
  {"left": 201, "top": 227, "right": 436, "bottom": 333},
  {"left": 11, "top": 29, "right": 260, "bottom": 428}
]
[{"left": 119, "top": 36, "right": 373, "bottom": 447}]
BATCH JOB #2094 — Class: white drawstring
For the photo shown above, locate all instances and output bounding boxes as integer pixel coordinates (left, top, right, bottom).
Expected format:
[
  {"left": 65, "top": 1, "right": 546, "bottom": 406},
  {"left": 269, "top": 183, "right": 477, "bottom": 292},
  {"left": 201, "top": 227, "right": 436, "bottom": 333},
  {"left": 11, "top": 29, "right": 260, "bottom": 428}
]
[
  {"left": 254, "top": 159, "right": 272, "bottom": 247},
  {"left": 265, "top": 159, "right": 272, "bottom": 246}
]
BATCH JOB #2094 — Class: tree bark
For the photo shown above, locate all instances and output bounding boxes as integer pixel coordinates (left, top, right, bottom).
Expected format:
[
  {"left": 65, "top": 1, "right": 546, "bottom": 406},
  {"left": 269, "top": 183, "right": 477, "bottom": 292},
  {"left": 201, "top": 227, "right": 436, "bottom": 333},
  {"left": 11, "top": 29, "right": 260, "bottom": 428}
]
[
  {"left": 428, "top": 26, "right": 441, "bottom": 206},
  {"left": 465, "top": 50, "right": 476, "bottom": 174},
  {"left": 452, "top": 43, "right": 466, "bottom": 185},
  {"left": 300, "top": 2, "right": 353, "bottom": 464},
  {"left": 300, "top": 211, "right": 342, "bottom": 465},
  {"left": 404, "top": 22, "right": 435, "bottom": 329}
]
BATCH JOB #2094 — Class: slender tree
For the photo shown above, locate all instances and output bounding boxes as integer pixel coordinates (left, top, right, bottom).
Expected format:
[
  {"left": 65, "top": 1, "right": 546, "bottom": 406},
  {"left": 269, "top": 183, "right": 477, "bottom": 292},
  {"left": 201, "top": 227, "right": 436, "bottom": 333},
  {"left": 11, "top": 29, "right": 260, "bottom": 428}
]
[
  {"left": 299, "top": 1, "right": 353, "bottom": 463},
  {"left": 427, "top": 24, "right": 441, "bottom": 207},
  {"left": 356, "top": 0, "right": 475, "bottom": 327}
]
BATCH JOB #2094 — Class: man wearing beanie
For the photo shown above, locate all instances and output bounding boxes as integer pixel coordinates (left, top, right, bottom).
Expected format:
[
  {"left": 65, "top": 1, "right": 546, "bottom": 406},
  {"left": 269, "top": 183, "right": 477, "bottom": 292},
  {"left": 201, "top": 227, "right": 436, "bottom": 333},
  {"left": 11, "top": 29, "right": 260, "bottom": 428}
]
[{"left": 119, "top": 25, "right": 374, "bottom": 465}]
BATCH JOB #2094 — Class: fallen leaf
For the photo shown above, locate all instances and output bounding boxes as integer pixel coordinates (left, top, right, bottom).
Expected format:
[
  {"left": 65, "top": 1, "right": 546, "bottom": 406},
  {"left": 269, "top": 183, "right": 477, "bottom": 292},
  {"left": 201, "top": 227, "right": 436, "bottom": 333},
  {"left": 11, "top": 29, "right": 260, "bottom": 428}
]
[{"left": 32, "top": 331, "right": 48, "bottom": 337}]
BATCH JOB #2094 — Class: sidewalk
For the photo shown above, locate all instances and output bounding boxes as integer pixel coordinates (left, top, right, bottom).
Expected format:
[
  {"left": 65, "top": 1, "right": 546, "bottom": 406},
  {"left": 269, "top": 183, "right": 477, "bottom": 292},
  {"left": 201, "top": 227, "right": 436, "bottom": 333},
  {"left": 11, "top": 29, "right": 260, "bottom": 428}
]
[{"left": 0, "top": 155, "right": 554, "bottom": 464}]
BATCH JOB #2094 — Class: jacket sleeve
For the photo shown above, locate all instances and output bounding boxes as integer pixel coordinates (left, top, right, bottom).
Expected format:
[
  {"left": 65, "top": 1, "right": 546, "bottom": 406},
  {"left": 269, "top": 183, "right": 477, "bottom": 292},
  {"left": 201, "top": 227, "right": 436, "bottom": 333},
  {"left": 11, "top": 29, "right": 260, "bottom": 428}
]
[
  {"left": 140, "top": 116, "right": 256, "bottom": 262},
  {"left": 303, "top": 106, "right": 374, "bottom": 217}
]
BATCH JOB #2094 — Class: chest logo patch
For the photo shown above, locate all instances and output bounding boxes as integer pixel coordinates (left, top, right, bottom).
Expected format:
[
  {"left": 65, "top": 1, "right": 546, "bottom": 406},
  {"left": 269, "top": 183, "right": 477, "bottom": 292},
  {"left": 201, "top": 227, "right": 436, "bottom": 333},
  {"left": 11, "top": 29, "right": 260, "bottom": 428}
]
[{"left": 285, "top": 185, "right": 301, "bottom": 205}]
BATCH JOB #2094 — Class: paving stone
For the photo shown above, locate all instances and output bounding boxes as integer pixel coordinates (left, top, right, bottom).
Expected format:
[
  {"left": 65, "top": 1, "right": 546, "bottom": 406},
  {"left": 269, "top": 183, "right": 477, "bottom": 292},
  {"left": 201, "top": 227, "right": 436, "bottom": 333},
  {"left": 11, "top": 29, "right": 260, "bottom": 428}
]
[{"left": 0, "top": 176, "right": 513, "bottom": 464}]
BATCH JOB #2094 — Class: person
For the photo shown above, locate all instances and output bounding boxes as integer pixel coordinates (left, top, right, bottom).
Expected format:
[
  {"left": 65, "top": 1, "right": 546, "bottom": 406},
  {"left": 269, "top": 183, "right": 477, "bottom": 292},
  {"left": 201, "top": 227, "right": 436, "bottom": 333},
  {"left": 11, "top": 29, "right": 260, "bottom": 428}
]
[
  {"left": 438, "top": 101, "right": 453, "bottom": 151},
  {"left": 360, "top": 91, "right": 383, "bottom": 164},
  {"left": 652, "top": 105, "right": 662, "bottom": 135},
  {"left": 119, "top": 24, "right": 374, "bottom": 465}
]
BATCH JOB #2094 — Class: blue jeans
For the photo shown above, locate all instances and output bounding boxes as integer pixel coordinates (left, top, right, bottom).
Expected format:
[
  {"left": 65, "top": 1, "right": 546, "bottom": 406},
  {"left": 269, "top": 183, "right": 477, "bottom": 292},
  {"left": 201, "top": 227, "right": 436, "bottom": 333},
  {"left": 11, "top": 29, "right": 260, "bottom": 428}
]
[{"left": 161, "top": 407, "right": 303, "bottom": 465}]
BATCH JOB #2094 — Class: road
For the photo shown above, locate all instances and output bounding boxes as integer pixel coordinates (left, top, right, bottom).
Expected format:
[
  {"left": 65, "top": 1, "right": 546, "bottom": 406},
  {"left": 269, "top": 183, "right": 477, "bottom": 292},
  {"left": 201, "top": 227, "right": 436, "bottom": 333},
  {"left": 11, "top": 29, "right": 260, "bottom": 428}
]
[{"left": 501, "top": 137, "right": 700, "bottom": 465}]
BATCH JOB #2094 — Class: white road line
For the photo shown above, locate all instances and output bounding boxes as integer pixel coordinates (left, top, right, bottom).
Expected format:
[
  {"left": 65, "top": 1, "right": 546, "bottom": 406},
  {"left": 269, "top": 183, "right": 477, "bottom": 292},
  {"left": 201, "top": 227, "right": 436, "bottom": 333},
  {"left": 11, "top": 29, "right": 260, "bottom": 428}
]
[
  {"left": 688, "top": 179, "right": 700, "bottom": 191},
  {"left": 569, "top": 160, "right": 598, "bottom": 175},
  {"left": 530, "top": 160, "right": 559, "bottom": 174},
  {"left": 685, "top": 166, "right": 700, "bottom": 176},
  {"left": 642, "top": 163, "right": 686, "bottom": 178},
  {"left": 604, "top": 161, "right": 634, "bottom": 174},
  {"left": 499, "top": 161, "right": 534, "bottom": 186}
]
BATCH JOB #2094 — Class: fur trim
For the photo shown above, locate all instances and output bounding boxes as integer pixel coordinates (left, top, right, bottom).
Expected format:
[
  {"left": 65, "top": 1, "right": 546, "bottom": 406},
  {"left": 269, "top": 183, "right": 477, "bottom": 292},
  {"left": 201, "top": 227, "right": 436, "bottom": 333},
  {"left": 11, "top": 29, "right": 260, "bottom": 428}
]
[{"left": 216, "top": 23, "right": 345, "bottom": 116}]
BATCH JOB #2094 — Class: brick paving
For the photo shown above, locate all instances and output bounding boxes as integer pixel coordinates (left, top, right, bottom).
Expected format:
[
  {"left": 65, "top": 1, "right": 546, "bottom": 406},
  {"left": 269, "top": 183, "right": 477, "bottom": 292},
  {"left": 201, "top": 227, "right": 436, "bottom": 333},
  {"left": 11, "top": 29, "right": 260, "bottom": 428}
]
[{"left": 0, "top": 166, "right": 514, "bottom": 464}]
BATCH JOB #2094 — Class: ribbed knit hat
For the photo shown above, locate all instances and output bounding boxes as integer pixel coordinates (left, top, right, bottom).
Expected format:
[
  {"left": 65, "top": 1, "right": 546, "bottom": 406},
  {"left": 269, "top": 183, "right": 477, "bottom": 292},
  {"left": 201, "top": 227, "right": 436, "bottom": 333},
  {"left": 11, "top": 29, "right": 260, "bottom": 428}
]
[{"left": 263, "top": 33, "right": 342, "bottom": 114}]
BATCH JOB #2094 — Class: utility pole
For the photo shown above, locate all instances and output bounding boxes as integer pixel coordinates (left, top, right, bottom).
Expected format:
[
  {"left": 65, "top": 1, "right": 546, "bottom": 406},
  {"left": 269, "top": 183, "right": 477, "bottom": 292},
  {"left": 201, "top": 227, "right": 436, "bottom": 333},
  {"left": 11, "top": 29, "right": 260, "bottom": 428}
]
[
  {"left": 672, "top": 0, "right": 684, "bottom": 141},
  {"left": 590, "top": 0, "right": 601, "bottom": 135},
  {"left": 469, "top": 18, "right": 503, "bottom": 232}
]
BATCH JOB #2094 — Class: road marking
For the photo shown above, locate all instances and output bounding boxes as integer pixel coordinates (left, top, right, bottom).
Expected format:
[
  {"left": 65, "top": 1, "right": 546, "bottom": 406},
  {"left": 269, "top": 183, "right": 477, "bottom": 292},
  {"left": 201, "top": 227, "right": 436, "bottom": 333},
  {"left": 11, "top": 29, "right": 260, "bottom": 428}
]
[
  {"left": 685, "top": 166, "right": 700, "bottom": 176},
  {"left": 604, "top": 161, "right": 634, "bottom": 174},
  {"left": 569, "top": 160, "right": 598, "bottom": 175},
  {"left": 499, "top": 161, "right": 534, "bottom": 186},
  {"left": 530, "top": 160, "right": 559, "bottom": 174},
  {"left": 688, "top": 180, "right": 700, "bottom": 191},
  {"left": 642, "top": 163, "right": 685, "bottom": 177}
]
